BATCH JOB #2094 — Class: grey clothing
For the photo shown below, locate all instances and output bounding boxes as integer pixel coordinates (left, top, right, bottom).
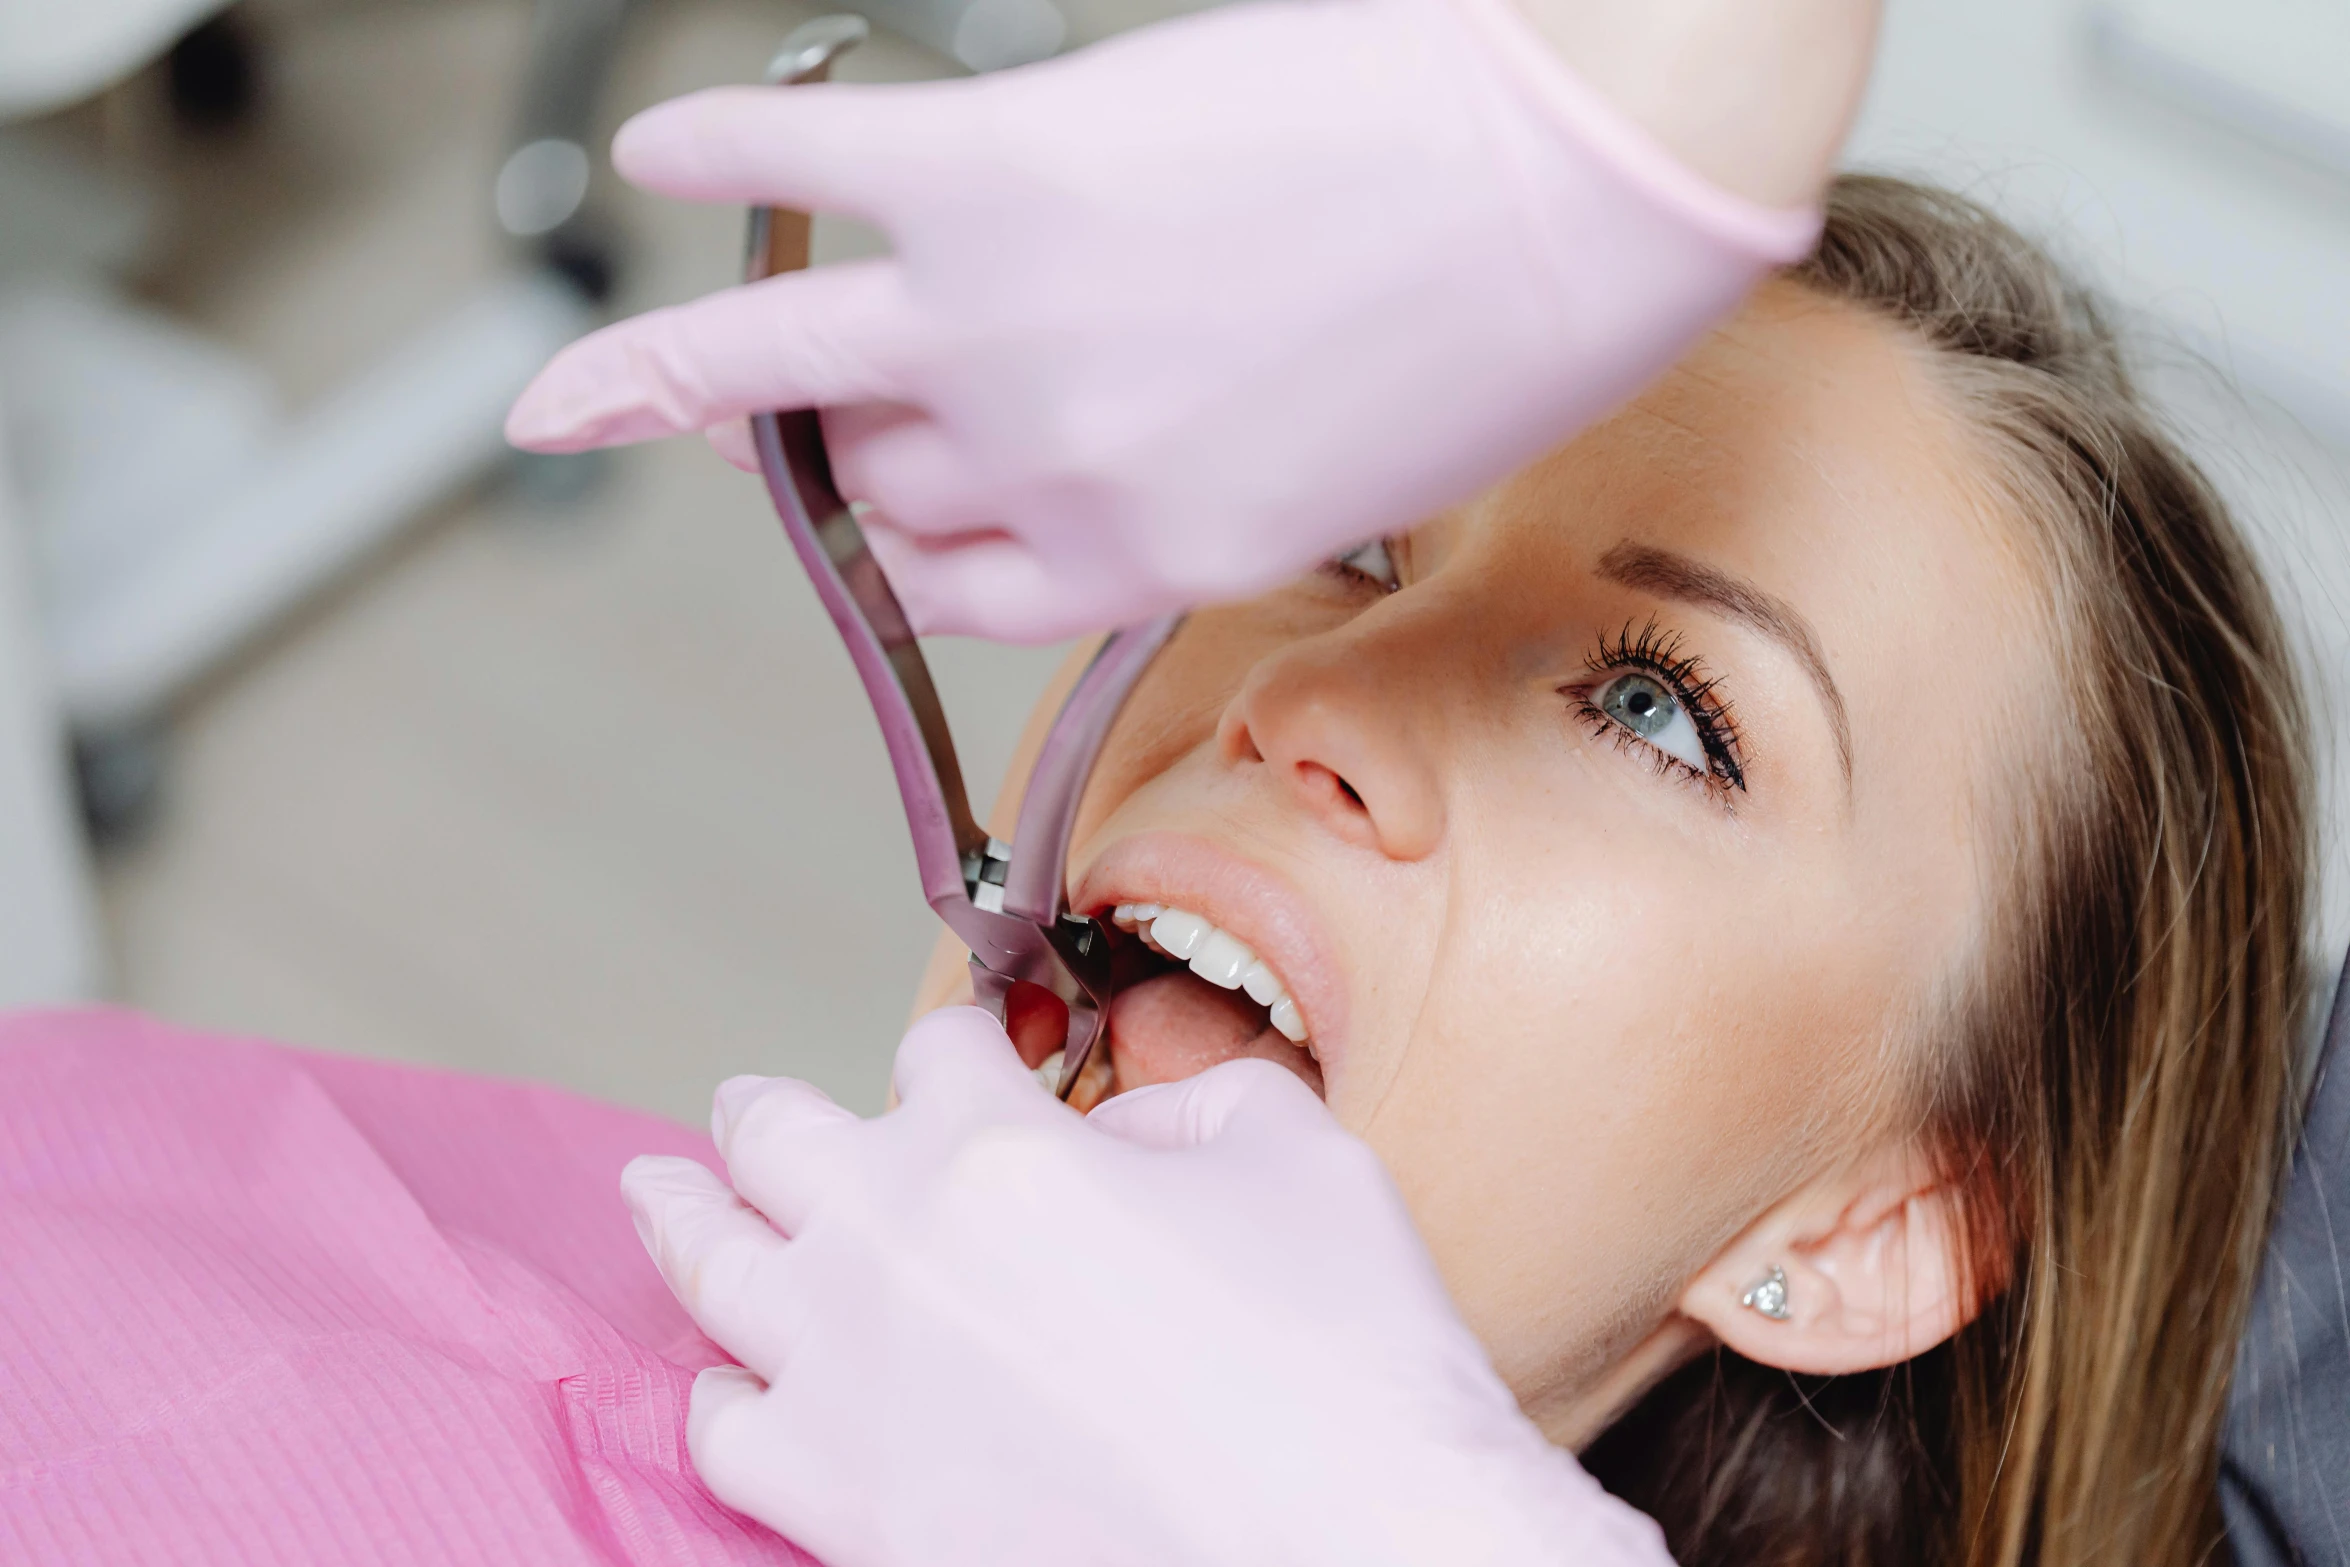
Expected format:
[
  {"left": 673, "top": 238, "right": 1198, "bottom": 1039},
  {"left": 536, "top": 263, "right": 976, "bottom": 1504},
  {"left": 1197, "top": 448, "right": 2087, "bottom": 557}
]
[{"left": 2224, "top": 950, "right": 2350, "bottom": 1566}]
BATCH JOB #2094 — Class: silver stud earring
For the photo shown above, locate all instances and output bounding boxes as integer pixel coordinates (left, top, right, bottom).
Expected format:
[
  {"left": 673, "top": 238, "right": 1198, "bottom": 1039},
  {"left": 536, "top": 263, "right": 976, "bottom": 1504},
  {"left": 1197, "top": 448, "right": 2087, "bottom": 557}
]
[{"left": 1741, "top": 1264, "right": 1791, "bottom": 1321}]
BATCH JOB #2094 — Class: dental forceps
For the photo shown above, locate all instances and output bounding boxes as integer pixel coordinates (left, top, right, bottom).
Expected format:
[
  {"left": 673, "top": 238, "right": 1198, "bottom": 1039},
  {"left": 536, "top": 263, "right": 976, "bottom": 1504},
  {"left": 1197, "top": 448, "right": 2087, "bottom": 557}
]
[{"left": 744, "top": 16, "right": 1179, "bottom": 1099}]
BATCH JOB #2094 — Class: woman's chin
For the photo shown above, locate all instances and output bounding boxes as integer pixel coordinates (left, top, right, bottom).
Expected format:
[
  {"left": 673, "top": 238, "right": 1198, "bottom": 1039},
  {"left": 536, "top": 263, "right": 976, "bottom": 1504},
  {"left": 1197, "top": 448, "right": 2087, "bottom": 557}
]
[{"left": 1099, "top": 966, "right": 1326, "bottom": 1102}]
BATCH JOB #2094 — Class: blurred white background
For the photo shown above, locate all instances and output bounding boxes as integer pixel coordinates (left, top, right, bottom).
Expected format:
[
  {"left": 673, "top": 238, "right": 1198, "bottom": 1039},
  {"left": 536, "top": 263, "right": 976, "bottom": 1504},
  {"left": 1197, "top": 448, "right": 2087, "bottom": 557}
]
[{"left": 0, "top": 0, "right": 2345, "bottom": 1120}]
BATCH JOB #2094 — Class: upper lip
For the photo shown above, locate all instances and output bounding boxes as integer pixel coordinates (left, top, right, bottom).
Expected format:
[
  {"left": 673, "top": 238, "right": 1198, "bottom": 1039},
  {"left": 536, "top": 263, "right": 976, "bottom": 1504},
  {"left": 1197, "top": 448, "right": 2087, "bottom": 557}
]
[{"left": 1071, "top": 830, "right": 1350, "bottom": 1065}]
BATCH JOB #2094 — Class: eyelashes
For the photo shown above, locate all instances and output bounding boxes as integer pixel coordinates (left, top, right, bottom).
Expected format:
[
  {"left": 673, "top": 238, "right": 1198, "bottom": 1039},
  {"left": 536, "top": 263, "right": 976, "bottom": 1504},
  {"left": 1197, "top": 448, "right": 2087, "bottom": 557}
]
[
  {"left": 1321, "top": 537, "right": 1402, "bottom": 594},
  {"left": 1306, "top": 545, "right": 1748, "bottom": 802},
  {"left": 1571, "top": 619, "right": 1747, "bottom": 797}
]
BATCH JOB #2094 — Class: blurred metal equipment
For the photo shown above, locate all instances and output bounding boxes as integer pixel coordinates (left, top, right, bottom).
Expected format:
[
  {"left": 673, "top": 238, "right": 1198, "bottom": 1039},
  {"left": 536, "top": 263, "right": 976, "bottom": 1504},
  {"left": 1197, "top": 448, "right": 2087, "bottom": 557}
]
[
  {"left": 500, "top": 0, "right": 631, "bottom": 295},
  {"left": 0, "top": 0, "right": 632, "bottom": 824},
  {"left": 0, "top": 0, "right": 222, "bottom": 120},
  {"left": 0, "top": 0, "right": 630, "bottom": 1005},
  {"left": 29, "top": 271, "right": 595, "bottom": 738},
  {"left": 853, "top": 0, "right": 1066, "bottom": 74},
  {"left": 0, "top": 391, "right": 100, "bottom": 1006}
]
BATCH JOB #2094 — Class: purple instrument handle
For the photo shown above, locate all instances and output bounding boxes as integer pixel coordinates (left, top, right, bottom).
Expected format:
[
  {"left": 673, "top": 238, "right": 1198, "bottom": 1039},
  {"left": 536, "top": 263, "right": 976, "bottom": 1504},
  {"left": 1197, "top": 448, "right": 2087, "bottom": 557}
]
[
  {"left": 746, "top": 16, "right": 1178, "bottom": 1094},
  {"left": 1003, "top": 620, "right": 1177, "bottom": 926},
  {"left": 747, "top": 408, "right": 980, "bottom": 919}
]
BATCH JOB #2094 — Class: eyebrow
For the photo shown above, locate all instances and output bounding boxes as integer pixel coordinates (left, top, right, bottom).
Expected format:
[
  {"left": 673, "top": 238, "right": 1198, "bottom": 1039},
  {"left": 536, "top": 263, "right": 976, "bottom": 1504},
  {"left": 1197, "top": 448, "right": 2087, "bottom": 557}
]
[{"left": 1596, "top": 541, "right": 1852, "bottom": 785}]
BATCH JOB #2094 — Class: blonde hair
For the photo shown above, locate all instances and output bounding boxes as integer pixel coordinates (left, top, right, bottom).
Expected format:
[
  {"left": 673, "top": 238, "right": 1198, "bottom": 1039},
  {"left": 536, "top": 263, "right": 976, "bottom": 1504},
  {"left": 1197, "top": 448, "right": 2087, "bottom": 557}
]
[{"left": 1584, "top": 175, "right": 2314, "bottom": 1567}]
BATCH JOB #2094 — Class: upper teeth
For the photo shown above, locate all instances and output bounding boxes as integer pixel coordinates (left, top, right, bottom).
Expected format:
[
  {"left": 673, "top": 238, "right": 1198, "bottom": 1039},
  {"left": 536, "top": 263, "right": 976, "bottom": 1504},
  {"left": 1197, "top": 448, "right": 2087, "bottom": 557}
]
[{"left": 1110, "top": 902, "right": 1310, "bottom": 1045}]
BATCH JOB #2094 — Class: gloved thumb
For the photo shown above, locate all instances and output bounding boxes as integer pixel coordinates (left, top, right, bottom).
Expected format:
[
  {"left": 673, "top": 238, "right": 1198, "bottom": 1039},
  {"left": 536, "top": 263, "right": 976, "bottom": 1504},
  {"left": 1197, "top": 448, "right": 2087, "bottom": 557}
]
[
  {"left": 890, "top": 1005, "right": 1053, "bottom": 1120},
  {"left": 1084, "top": 1057, "right": 1334, "bottom": 1151}
]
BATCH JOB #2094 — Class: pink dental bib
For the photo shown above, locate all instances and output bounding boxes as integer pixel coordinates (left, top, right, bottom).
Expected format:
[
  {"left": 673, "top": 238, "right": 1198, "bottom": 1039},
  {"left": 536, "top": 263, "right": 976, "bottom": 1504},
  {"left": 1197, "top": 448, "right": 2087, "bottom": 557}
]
[{"left": 0, "top": 1009, "right": 818, "bottom": 1566}]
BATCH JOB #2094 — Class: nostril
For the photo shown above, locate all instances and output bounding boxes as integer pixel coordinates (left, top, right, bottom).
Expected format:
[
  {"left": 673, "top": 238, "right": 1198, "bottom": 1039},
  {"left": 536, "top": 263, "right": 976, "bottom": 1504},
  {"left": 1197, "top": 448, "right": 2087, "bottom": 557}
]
[
  {"left": 1297, "top": 761, "right": 1368, "bottom": 817},
  {"left": 1221, "top": 714, "right": 1267, "bottom": 767}
]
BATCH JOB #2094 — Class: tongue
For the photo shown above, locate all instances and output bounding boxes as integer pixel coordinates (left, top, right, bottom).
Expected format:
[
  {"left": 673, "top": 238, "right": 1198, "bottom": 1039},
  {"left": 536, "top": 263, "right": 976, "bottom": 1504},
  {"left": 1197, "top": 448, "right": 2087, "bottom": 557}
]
[{"left": 1105, "top": 967, "right": 1324, "bottom": 1097}]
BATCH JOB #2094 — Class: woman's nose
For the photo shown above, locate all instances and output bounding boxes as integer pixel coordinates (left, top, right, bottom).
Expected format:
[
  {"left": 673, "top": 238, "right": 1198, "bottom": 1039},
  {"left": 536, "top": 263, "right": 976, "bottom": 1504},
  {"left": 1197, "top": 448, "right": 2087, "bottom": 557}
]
[{"left": 1216, "top": 635, "right": 1446, "bottom": 861}]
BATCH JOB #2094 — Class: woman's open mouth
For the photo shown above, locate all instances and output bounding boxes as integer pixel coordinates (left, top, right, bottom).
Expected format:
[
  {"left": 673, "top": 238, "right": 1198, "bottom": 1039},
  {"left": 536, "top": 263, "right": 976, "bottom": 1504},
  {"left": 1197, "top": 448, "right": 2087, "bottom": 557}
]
[
  {"left": 1056, "top": 832, "right": 1344, "bottom": 1110},
  {"left": 1048, "top": 902, "right": 1325, "bottom": 1109}
]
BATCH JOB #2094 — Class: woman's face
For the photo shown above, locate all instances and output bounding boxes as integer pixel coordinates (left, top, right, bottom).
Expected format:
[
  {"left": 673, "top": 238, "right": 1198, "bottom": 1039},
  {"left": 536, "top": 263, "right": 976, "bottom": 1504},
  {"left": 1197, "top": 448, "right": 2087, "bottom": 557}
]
[{"left": 931, "top": 283, "right": 2051, "bottom": 1439}]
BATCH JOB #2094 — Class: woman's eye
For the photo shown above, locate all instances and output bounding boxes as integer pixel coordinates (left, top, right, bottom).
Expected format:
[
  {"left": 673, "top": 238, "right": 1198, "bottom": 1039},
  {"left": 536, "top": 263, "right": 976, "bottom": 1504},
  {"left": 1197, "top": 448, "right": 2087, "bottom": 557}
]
[
  {"left": 1329, "top": 538, "right": 1400, "bottom": 592},
  {"left": 1593, "top": 673, "right": 1708, "bottom": 773}
]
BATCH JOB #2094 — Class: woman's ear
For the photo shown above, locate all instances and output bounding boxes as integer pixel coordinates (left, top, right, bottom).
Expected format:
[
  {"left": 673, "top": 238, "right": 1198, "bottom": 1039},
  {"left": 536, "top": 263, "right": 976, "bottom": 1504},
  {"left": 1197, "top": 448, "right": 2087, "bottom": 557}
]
[{"left": 1679, "top": 1139, "right": 1985, "bottom": 1376}]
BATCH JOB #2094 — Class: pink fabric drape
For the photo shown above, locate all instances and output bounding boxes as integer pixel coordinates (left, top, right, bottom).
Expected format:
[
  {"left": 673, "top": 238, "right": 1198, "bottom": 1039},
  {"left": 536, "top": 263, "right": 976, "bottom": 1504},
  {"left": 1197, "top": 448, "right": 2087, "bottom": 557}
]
[{"left": 0, "top": 1009, "right": 818, "bottom": 1566}]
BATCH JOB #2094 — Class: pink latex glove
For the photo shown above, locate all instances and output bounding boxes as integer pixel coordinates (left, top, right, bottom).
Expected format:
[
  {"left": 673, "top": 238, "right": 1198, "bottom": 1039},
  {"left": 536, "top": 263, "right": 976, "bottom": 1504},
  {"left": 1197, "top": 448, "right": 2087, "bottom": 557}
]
[
  {"left": 505, "top": 0, "right": 1820, "bottom": 641},
  {"left": 619, "top": 1007, "right": 1672, "bottom": 1567}
]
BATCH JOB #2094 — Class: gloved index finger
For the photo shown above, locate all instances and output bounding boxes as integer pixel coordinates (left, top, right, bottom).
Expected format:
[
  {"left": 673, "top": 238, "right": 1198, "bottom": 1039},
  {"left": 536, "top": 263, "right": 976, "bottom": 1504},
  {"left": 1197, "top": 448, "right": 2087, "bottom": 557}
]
[
  {"left": 612, "top": 82, "right": 974, "bottom": 221},
  {"left": 620, "top": 1155, "right": 803, "bottom": 1381},
  {"left": 712, "top": 1076, "right": 862, "bottom": 1238},
  {"left": 504, "top": 261, "right": 918, "bottom": 451}
]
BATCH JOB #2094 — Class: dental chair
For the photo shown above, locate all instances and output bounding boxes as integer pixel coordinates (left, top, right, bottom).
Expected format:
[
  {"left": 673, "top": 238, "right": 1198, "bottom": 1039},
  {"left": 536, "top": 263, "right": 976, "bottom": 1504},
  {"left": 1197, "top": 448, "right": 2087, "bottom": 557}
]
[{"left": 2225, "top": 945, "right": 2350, "bottom": 1566}]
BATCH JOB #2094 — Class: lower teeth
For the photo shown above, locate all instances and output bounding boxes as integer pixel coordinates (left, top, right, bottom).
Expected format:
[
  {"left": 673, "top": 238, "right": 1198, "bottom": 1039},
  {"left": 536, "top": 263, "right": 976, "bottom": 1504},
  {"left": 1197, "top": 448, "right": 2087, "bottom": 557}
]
[{"left": 1031, "top": 1047, "right": 1116, "bottom": 1111}]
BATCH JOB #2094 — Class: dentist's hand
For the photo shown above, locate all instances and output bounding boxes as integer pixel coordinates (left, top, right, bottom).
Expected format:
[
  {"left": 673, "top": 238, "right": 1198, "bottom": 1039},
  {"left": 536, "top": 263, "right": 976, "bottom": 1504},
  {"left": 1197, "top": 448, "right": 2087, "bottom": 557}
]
[
  {"left": 621, "top": 1006, "right": 1671, "bottom": 1567},
  {"left": 506, "top": 0, "right": 1857, "bottom": 641}
]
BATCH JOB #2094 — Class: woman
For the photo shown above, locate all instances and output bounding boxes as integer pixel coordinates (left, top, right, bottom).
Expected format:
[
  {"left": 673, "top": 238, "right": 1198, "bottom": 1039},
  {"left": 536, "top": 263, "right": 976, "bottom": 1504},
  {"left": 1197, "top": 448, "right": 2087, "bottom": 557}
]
[
  {"left": 887, "top": 174, "right": 2313, "bottom": 1566},
  {"left": 0, "top": 178, "right": 2312, "bottom": 1567}
]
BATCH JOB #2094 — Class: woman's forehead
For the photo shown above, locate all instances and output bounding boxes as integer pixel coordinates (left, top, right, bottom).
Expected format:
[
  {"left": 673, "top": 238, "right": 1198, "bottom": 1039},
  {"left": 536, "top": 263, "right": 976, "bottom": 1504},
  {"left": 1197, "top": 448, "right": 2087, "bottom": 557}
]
[
  {"left": 1492, "top": 286, "right": 2039, "bottom": 669},
  {"left": 1531, "top": 288, "right": 1963, "bottom": 529}
]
